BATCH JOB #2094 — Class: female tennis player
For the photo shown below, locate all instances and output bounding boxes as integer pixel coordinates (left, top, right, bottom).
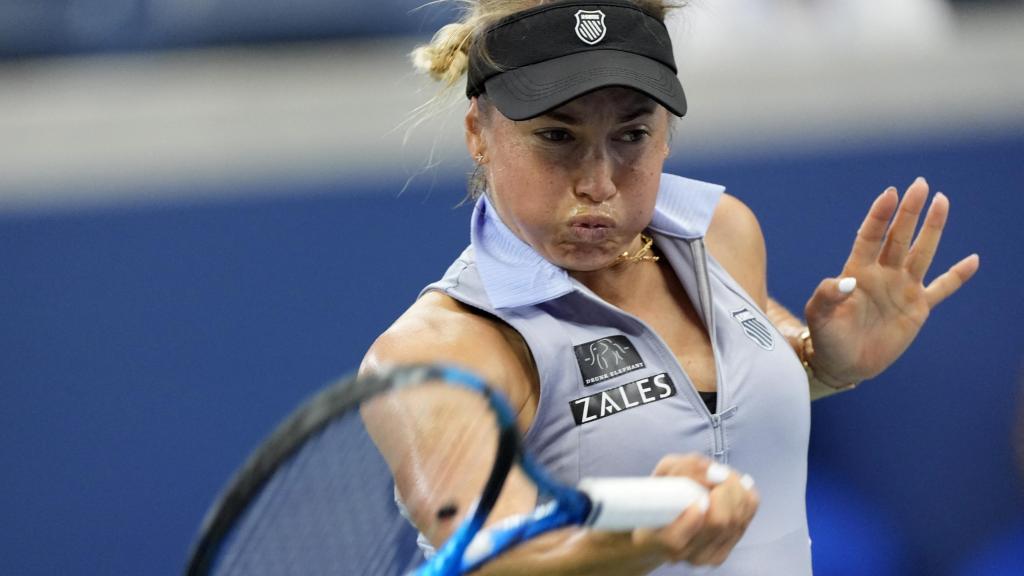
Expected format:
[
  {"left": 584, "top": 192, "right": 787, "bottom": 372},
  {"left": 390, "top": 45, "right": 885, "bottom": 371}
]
[{"left": 360, "top": 1, "right": 980, "bottom": 574}]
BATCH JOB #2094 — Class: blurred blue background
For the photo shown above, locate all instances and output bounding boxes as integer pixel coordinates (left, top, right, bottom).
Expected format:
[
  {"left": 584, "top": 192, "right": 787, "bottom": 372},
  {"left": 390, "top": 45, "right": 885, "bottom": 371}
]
[{"left": 1, "top": 1, "right": 1022, "bottom": 575}]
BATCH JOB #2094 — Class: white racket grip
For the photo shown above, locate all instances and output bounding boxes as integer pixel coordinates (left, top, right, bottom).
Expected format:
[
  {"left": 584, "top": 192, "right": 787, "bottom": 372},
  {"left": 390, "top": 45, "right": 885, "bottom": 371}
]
[{"left": 578, "top": 477, "right": 708, "bottom": 531}]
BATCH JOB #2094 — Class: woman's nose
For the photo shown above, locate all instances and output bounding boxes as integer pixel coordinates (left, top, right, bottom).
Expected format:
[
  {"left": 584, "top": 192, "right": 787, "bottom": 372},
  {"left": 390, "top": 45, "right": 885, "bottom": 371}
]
[{"left": 572, "top": 146, "right": 617, "bottom": 202}]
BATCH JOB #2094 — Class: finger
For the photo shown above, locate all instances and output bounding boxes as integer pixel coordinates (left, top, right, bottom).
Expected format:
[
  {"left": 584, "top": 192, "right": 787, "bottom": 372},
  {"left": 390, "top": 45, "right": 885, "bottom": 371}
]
[
  {"left": 634, "top": 494, "right": 709, "bottom": 559},
  {"left": 692, "top": 516, "right": 747, "bottom": 567},
  {"left": 701, "top": 528, "right": 748, "bottom": 567},
  {"left": 878, "top": 177, "right": 930, "bottom": 267},
  {"left": 905, "top": 192, "right": 949, "bottom": 282},
  {"left": 663, "top": 482, "right": 732, "bottom": 563},
  {"left": 652, "top": 454, "right": 711, "bottom": 481},
  {"left": 924, "top": 254, "right": 980, "bottom": 308},
  {"left": 671, "top": 512, "right": 720, "bottom": 564},
  {"left": 704, "top": 483, "right": 759, "bottom": 565},
  {"left": 685, "top": 504, "right": 734, "bottom": 565},
  {"left": 804, "top": 276, "right": 857, "bottom": 323},
  {"left": 689, "top": 468, "right": 745, "bottom": 562},
  {"left": 682, "top": 479, "right": 757, "bottom": 565},
  {"left": 653, "top": 455, "right": 730, "bottom": 491},
  {"left": 705, "top": 462, "right": 735, "bottom": 485},
  {"left": 845, "top": 187, "right": 898, "bottom": 270}
]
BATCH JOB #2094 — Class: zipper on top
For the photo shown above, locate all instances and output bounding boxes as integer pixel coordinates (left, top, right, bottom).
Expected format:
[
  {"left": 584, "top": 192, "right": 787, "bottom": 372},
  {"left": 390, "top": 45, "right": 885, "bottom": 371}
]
[{"left": 568, "top": 237, "right": 729, "bottom": 446}]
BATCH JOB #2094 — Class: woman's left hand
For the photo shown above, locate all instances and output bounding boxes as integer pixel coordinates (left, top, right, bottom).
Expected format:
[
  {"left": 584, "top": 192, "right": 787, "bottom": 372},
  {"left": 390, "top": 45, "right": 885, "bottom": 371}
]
[{"left": 802, "top": 177, "right": 980, "bottom": 386}]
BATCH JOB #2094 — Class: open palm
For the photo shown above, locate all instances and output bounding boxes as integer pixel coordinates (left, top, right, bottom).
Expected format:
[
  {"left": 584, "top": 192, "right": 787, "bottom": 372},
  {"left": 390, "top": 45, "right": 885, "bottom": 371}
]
[{"left": 804, "top": 177, "right": 980, "bottom": 385}]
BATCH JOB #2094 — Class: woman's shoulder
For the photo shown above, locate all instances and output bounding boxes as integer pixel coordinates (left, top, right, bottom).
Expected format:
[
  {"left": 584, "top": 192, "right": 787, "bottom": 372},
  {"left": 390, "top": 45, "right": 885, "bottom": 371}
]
[
  {"left": 360, "top": 291, "right": 538, "bottom": 410},
  {"left": 363, "top": 292, "right": 504, "bottom": 368},
  {"left": 704, "top": 192, "right": 768, "bottom": 309}
]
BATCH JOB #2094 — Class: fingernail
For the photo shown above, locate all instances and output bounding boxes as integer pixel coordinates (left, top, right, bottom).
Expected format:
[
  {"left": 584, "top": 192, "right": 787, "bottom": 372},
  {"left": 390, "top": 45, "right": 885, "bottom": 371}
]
[
  {"left": 915, "top": 176, "right": 926, "bottom": 184},
  {"left": 706, "top": 462, "right": 731, "bottom": 484},
  {"left": 838, "top": 277, "right": 857, "bottom": 294},
  {"left": 740, "top": 474, "right": 755, "bottom": 491},
  {"left": 694, "top": 494, "right": 711, "bottom": 514}
]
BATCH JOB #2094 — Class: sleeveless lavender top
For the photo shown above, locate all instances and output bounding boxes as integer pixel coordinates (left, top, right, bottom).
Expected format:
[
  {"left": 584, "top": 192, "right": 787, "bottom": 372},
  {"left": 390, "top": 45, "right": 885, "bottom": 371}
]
[{"left": 421, "top": 174, "right": 813, "bottom": 575}]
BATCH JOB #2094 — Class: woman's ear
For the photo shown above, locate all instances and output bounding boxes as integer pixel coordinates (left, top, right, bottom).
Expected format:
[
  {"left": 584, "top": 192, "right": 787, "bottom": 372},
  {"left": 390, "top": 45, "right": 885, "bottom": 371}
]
[{"left": 465, "top": 97, "right": 487, "bottom": 161}]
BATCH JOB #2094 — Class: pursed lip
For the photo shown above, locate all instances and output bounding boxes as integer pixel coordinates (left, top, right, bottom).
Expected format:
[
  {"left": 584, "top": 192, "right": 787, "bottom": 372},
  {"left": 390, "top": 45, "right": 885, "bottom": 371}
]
[
  {"left": 568, "top": 215, "right": 617, "bottom": 230},
  {"left": 566, "top": 215, "right": 617, "bottom": 243}
]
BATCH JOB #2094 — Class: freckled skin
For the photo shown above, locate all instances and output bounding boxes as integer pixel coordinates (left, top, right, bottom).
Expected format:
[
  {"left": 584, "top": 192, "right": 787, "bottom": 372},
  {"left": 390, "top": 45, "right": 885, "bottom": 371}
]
[{"left": 469, "top": 87, "right": 671, "bottom": 273}]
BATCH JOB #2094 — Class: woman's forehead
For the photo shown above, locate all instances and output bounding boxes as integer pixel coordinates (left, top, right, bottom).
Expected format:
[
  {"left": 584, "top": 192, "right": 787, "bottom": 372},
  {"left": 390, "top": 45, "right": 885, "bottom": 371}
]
[{"left": 545, "top": 88, "right": 661, "bottom": 119}]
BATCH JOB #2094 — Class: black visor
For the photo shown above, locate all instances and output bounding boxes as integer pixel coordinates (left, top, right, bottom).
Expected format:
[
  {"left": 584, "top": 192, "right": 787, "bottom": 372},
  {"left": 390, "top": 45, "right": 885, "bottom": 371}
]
[{"left": 467, "top": 0, "right": 686, "bottom": 121}]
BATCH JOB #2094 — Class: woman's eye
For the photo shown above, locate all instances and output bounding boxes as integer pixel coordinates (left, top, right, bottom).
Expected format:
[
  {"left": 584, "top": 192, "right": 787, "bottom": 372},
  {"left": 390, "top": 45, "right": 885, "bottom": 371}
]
[
  {"left": 537, "top": 129, "right": 573, "bottom": 143},
  {"left": 620, "top": 129, "right": 650, "bottom": 143}
]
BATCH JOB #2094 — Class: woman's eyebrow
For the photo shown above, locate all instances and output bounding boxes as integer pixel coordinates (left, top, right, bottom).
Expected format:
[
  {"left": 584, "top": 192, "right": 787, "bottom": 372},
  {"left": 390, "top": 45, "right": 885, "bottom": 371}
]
[{"left": 539, "top": 104, "right": 657, "bottom": 125}]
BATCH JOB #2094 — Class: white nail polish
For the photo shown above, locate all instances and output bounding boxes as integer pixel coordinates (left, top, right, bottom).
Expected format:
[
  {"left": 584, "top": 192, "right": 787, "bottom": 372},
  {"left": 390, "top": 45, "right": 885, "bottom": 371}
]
[
  {"left": 838, "top": 277, "right": 857, "bottom": 294},
  {"left": 740, "top": 474, "right": 755, "bottom": 491},
  {"left": 706, "top": 463, "right": 731, "bottom": 484}
]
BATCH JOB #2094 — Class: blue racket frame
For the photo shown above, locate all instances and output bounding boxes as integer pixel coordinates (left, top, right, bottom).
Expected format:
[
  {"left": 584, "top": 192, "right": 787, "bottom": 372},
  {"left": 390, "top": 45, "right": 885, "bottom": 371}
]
[{"left": 412, "top": 366, "right": 593, "bottom": 576}]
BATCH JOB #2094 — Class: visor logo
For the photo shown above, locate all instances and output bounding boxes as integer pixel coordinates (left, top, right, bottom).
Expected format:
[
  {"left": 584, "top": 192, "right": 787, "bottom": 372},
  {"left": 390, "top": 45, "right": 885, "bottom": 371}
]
[{"left": 574, "top": 9, "right": 607, "bottom": 45}]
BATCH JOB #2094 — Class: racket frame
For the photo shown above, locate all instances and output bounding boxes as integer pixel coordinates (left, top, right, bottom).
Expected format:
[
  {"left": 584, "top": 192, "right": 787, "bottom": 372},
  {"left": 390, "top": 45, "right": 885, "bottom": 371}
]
[{"left": 184, "top": 364, "right": 595, "bottom": 576}]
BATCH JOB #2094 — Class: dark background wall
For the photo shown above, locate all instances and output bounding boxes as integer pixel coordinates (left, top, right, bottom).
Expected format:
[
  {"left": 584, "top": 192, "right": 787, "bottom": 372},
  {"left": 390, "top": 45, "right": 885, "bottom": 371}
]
[{"left": 2, "top": 129, "right": 1021, "bottom": 575}]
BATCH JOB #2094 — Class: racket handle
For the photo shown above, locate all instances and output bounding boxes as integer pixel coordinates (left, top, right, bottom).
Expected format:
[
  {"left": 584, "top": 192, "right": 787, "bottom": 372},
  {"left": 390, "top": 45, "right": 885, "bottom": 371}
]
[{"left": 578, "top": 477, "right": 708, "bottom": 531}]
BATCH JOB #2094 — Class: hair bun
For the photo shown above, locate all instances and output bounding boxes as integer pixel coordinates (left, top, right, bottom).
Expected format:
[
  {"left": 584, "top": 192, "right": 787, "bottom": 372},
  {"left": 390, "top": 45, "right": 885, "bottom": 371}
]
[{"left": 411, "top": 22, "right": 473, "bottom": 87}]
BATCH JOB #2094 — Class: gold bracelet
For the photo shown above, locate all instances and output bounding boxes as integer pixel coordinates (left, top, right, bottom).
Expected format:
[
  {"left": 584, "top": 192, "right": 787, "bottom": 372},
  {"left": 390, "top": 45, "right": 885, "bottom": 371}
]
[{"left": 798, "top": 329, "right": 858, "bottom": 391}]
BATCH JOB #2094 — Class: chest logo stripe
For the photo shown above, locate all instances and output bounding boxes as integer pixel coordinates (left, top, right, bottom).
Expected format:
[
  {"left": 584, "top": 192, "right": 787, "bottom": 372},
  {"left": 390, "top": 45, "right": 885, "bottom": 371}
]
[{"left": 731, "top": 308, "right": 775, "bottom": 351}]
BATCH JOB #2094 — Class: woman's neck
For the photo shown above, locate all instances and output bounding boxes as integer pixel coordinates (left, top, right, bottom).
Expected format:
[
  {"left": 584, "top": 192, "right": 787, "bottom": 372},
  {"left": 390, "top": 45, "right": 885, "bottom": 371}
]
[{"left": 569, "top": 235, "right": 665, "bottom": 308}]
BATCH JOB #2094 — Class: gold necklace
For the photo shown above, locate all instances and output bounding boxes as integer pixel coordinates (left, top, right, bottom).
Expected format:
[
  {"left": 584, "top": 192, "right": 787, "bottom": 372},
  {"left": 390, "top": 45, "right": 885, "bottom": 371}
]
[{"left": 612, "top": 233, "right": 660, "bottom": 265}]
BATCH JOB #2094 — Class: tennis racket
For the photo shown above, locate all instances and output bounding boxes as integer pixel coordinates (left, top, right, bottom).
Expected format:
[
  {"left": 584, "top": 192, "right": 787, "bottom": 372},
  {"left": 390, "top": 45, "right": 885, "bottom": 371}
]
[{"left": 184, "top": 364, "right": 707, "bottom": 576}]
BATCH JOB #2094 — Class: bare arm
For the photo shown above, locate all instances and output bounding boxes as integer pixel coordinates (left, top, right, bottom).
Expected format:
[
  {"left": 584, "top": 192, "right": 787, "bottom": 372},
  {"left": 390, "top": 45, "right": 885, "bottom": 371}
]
[
  {"left": 360, "top": 292, "right": 756, "bottom": 574},
  {"left": 359, "top": 293, "right": 539, "bottom": 552}
]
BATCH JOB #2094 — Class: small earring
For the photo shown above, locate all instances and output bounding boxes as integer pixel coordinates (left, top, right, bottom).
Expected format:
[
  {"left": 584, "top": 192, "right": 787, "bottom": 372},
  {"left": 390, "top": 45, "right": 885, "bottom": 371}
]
[{"left": 475, "top": 154, "right": 486, "bottom": 164}]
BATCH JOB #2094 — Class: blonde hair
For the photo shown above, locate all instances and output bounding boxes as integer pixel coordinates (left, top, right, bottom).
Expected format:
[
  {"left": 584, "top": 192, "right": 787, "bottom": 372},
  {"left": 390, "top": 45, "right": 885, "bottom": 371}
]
[{"left": 411, "top": 1, "right": 684, "bottom": 91}]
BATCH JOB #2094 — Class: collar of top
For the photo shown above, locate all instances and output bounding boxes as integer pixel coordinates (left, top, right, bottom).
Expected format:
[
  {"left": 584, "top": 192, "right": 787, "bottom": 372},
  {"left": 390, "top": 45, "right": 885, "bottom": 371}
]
[{"left": 471, "top": 173, "right": 725, "bottom": 309}]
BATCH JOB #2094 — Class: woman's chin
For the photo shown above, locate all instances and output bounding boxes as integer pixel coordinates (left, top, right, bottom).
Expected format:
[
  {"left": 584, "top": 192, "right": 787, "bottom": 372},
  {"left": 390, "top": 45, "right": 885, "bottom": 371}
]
[
  {"left": 542, "top": 237, "right": 632, "bottom": 272},
  {"left": 551, "top": 251, "right": 619, "bottom": 273}
]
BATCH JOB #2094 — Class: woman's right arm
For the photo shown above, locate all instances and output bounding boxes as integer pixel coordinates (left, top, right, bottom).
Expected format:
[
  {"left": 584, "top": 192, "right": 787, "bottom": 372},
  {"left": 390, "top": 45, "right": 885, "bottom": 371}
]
[{"left": 359, "top": 293, "right": 758, "bottom": 575}]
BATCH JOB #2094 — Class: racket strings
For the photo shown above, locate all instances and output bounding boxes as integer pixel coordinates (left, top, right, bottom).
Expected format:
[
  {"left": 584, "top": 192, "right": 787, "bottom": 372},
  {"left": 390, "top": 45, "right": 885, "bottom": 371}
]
[
  {"left": 209, "top": 411, "right": 420, "bottom": 575},
  {"left": 193, "top": 370, "right": 517, "bottom": 576}
]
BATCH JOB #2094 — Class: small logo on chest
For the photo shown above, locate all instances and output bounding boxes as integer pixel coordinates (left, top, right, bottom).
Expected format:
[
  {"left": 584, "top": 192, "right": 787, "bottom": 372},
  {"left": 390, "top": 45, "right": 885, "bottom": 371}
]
[
  {"left": 573, "top": 335, "right": 645, "bottom": 386},
  {"left": 731, "top": 307, "right": 775, "bottom": 350},
  {"left": 570, "top": 373, "right": 677, "bottom": 425}
]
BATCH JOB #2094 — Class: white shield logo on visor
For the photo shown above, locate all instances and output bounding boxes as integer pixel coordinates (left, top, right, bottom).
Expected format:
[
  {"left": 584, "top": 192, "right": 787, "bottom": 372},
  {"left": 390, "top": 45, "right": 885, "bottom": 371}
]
[{"left": 574, "top": 9, "right": 607, "bottom": 45}]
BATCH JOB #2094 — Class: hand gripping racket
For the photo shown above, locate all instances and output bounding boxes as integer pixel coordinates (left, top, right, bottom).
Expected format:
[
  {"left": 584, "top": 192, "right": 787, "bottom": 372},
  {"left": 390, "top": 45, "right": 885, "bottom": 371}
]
[{"left": 184, "top": 364, "right": 707, "bottom": 576}]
